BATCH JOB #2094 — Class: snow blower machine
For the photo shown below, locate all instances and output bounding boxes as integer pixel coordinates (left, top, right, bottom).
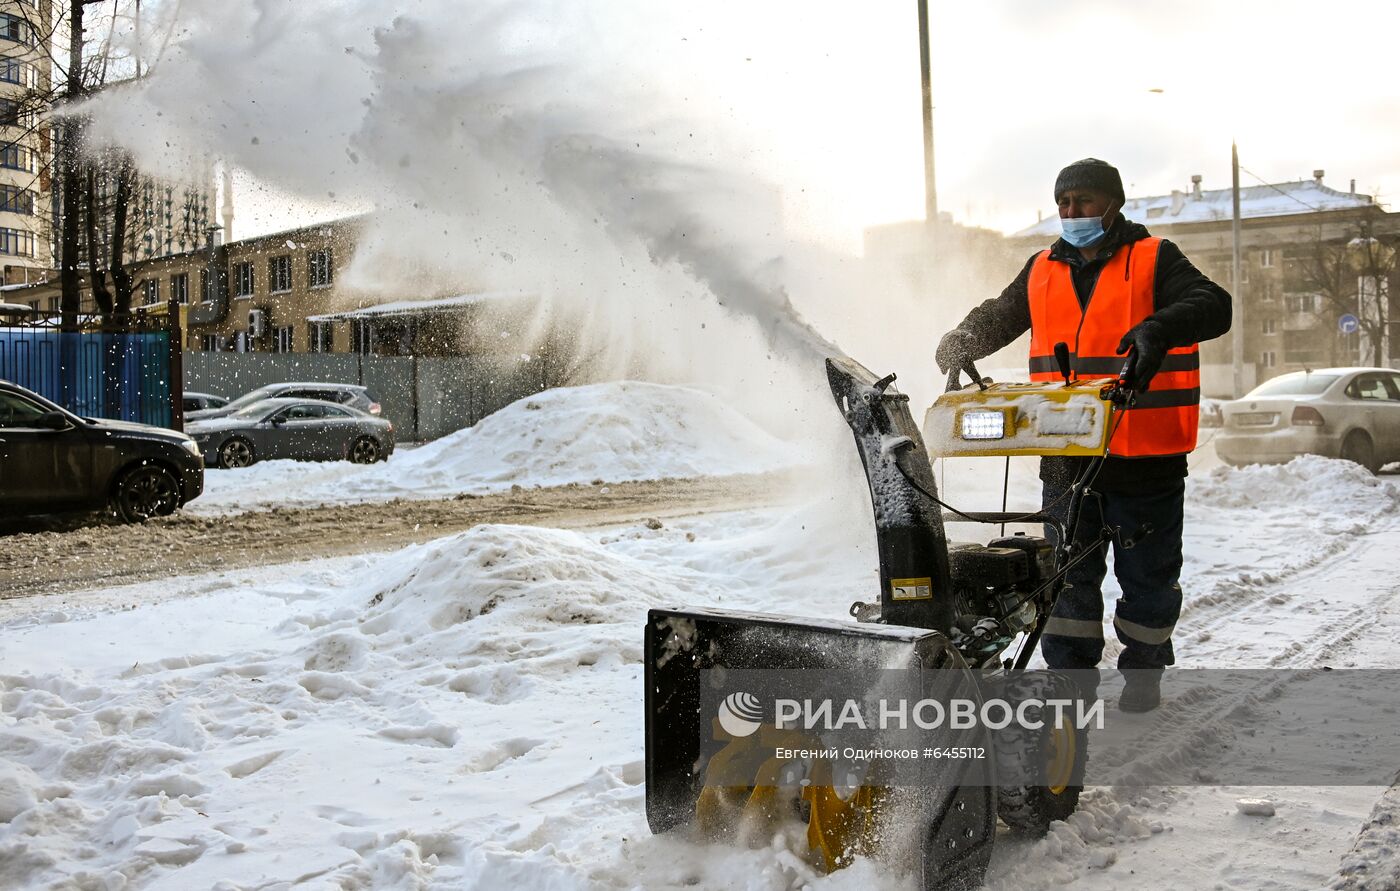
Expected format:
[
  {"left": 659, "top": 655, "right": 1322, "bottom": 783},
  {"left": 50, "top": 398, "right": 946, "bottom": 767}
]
[{"left": 645, "top": 347, "right": 1137, "bottom": 889}]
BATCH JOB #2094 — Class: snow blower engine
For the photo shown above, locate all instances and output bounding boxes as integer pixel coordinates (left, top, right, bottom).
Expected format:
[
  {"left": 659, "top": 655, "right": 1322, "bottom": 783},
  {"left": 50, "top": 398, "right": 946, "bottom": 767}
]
[{"left": 644, "top": 347, "right": 1137, "bottom": 889}]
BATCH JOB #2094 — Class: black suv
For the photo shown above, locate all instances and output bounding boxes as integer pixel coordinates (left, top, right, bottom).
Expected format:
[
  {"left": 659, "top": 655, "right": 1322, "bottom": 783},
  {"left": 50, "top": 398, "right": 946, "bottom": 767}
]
[{"left": 0, "top": 379, "right": 205, "bottom": 522}]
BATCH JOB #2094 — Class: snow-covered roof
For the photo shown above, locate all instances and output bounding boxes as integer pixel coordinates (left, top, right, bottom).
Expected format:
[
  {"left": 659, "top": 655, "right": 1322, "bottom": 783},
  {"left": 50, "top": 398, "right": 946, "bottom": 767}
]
[
  {"left": 306, "top": 291, "right": 529, "bottom": 322},
  {"left": 1013, "top": 180, "right": 1377, "bottom": 238}
]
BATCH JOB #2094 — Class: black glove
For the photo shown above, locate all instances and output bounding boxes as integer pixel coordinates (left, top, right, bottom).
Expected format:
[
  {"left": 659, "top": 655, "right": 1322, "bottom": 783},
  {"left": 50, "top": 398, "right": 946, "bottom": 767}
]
[
  {"left": 935, "top": 328, "right": 978, "bottom": 374},
  {"left": 1115, "top": 320, "right": 1168, "bottom": 392}
]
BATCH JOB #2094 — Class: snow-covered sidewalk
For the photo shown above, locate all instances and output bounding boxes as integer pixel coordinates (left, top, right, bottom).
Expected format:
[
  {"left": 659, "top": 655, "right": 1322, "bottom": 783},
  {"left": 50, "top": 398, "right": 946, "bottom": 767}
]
[{"left": 3, "top": 459, "right": 1399, "bottom": 889}]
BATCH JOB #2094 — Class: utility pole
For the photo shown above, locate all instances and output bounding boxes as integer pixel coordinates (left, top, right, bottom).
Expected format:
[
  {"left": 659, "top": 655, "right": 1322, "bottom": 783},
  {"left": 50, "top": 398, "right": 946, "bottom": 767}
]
[
  {"left": 1231, "top": 142, "right": 1245, "bottom": 396},
  {"left": 58, "top": 0, "right": 90, "bottom": 325},
  {"left": 917, "top": 0, "right": 936, "bottom": 226}
]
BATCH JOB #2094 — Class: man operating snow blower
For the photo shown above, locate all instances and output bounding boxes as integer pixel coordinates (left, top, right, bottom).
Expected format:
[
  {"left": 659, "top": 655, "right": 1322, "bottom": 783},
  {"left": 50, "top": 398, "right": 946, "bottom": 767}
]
[{"left": 935, "top": 158, "right": 1232, "bottom": 711}]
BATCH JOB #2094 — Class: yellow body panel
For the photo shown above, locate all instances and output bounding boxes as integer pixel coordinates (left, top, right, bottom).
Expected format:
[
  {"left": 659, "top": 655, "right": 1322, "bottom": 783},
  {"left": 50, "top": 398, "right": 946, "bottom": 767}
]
[{"left": 923, "top": 381, "right": 1117, "bottom": 459}]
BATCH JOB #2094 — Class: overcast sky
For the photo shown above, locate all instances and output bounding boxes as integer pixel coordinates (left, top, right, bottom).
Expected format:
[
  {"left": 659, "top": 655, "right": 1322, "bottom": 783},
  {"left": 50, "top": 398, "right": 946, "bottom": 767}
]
[{"left": 211, "top": 0, "right": 1400, "bottom": 253}]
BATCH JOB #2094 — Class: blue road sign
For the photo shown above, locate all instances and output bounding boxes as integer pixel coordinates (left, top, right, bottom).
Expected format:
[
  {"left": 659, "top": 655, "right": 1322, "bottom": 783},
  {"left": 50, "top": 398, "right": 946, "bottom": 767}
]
[{"left": 1339, "top": 313, "right": 1360, "bottom": 335}]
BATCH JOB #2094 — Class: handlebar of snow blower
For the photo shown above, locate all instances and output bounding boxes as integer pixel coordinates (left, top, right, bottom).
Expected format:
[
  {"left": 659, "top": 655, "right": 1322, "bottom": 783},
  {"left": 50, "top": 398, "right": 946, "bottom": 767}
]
[{"left": 1098, "top": 356, "right": 1138, "bottom": 408}]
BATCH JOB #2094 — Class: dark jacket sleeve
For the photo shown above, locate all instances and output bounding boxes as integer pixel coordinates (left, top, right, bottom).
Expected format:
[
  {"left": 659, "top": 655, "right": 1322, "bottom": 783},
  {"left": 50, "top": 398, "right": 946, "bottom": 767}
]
[
  {"left": 1149, "top": 240, "right": 1233, "bottom": 348},
  {"left": 956, "top": 253, "right": 1036, "bottom": 359}
]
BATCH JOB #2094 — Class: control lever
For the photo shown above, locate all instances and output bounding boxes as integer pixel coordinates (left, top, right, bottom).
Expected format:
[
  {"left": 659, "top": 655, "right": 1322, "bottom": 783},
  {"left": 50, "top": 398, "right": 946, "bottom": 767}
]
[
  {"left": 1099, "top": 356, "right": 1139, "bottom": 408},
  {"left": 1053, "top": 341, "right": 1072, "bottom": 385}
]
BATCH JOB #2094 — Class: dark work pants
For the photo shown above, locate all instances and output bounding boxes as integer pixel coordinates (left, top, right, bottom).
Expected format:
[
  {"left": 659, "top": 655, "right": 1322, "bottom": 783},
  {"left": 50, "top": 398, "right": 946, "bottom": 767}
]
[{"left": 1038, "top": 478, "right": 1185, "bottom": 671}]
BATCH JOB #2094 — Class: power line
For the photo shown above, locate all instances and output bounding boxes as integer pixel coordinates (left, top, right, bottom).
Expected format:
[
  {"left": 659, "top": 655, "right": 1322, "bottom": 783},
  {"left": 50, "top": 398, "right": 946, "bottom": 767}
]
[{"left": 1238, "top": 164, "right": 1325, "bottom": 213}]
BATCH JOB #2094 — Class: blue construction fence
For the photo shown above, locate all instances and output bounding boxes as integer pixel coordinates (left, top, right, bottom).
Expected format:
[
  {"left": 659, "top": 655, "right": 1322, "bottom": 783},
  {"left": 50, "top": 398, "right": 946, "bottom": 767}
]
[{"left": 0, "top": 317, "right": 176, "bottom": 429}]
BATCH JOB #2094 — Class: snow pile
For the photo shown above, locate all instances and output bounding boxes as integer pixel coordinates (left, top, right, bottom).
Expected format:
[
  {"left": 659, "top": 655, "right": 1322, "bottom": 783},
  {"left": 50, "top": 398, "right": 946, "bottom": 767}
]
[
  {"left": 0, "top": 508, "right": 876, "bottom": 889},
  {"left": 190, "top": 381, "right": 802, "bottom": 515},
  {"left": 1191, "top": 455, "right": 1400, "bottom": 514},
  {"left": 1332, "top": 777, "right": 1400, "bottom": 889},
  {"left": 397, "top": 381, "right": 799, "bottom": 489}
]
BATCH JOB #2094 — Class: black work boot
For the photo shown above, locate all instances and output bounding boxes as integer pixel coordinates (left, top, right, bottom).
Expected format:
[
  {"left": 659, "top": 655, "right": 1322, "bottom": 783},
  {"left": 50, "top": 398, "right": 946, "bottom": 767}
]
[{"left": 1118, "top": 670, "right": 1163, "bottom": 713}]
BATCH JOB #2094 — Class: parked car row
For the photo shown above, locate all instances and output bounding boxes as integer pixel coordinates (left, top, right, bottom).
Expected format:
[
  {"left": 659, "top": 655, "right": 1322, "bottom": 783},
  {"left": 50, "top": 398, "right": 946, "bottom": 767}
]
[
  {"left": 2, "top": 378, "right": 393, "bottom": 524},
  {"left": 186, "top": 382, "right": 380, "bottom": 421},
  {"left": 1213, "top": 367, "right": 1400, "bottom": 473},
  {"left": 187, "top": 397, "right": 394, "bottom": 468}
]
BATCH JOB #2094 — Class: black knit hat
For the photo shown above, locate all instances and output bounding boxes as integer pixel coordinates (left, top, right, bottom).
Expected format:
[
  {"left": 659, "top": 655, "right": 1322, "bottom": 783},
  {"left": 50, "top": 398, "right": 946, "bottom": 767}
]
[{"left": 1054, "top": 158, "right": 1125, "bottom": 205}]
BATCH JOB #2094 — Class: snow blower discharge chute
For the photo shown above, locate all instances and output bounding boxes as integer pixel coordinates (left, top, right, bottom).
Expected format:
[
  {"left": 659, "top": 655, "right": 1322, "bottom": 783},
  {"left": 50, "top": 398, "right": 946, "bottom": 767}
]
[{"left": 645, "top": 350, "right": 1138, "bottom": 889}]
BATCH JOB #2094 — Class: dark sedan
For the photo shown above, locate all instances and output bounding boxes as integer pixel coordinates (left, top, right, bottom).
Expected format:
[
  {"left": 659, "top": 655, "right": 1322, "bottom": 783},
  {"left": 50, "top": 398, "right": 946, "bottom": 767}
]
[
  {"left": 187, "top": 398, "right": 395, "bottom": 468},
  {"left": 0, "top": 379, "right": 204, "bottom": 522}
]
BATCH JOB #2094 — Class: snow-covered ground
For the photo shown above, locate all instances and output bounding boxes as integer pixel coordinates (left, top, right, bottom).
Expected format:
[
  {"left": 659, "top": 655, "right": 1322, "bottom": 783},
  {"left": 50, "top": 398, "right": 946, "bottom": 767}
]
[
  {"left": 4, "top": 376, "right": 1398, "bottom": 889},
  {"left": 190, "top": 381, "right": 804, "bottom": 516},
  {"left": 4, "top": 445, "right": 1399, "bottom": 888}
]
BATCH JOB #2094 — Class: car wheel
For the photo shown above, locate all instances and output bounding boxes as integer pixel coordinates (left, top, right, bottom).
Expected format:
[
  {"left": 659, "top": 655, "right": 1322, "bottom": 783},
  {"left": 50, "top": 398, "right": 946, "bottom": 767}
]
[
  {"left": 349, "top": 435, "right": 381, "bottom": 464},
  {"left": 1341, "top": 430, "right": 1378, "bottom": 474},
  {"left": 114, "top": 463, "right": 180, "bottom": 523},
  {"left": 217, "top": 438, "right": 256, "bottom": 469}
]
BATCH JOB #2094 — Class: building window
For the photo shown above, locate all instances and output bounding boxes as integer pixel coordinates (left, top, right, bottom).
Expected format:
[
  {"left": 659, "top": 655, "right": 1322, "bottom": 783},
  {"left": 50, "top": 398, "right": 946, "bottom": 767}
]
[
  {"left": 1260, "top": 351, "right": 1276, "bottom": 368},
  {"left": 0, "top": 58, "right": 32, "bottom": 87},
  {"left": 352, "top": 319, "right": 372, "bottom": 355},
  {"left": 0, "top": 14, "right": 32, "bottom": 46},
  {"left": 142, "top": 279, "right": 159, "bottom": 304},
  {"left": 1259, "top": 248, "right": 1275, "bottom": 268},
  {"left": 308, "top": 249, "right": 333, "bottom": 288},
  {"left": 1258, "top": 280, "right": 1276, "bottom": 303},
  {"left": 308, "top": 321, "right": 333, "bottom": 353},
  {"left": 0, "top": 226, "right": 32, "bottom": 256},
  {"left": 1285, "top": 294, "right": 1320, "bottom": 314},
  {"left": 1261, "top": 318, "right": 1276, "bottom": 335},
  {"left": 0, "top": 184, "right": 33, "bottom": 215},
  {"left": 201, "top": 334, "right": 217, "bottom": 351},
  {"left": 171, "top": 273, "right": 188, "bottom": 305},
  {"left": 268, "top": 254, "right": 292, "bottom": 293},
  {"left": 233, "top": 260, "right": 253, "bottom": 297},
  {"left": 274, "top": 325, "right": 294, "bottom": 353},
  {"left": 0, "top": 143, "right": 29, "bottom": 172},
  {"left": 0, "top": 99, "right": 22, "bottom": 127}
]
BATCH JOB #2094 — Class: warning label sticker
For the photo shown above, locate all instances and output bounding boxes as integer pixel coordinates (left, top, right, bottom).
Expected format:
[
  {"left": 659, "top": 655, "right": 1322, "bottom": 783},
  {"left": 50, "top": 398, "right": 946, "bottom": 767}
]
[{"left": 890, "top": 577, "right": 933, "bottom": 601}]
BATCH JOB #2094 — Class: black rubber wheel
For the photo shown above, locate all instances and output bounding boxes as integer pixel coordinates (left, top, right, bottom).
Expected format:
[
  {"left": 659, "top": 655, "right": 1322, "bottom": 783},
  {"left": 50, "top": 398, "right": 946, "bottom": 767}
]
[
  {"left": 217, "top": 438, "right": 255, "bottom": 469},
  {"left": 994, "top": 672, "right": 1088, "bottom": 837},
  {"left": 1341, "top": 431, "right": 1378, "bottom": 474},
  {"left": 349, "top": 435, "right": 381, "bottom": 464},
  {"left": 114, "top": 463, "right": 180, "bottom": 523}
]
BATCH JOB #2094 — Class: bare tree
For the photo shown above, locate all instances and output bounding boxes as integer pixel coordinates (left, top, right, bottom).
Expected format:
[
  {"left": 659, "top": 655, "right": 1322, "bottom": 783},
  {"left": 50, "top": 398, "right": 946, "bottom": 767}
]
[
  {"left": 8, "top": 0, "right": 149, "bottom": 325},
  {"left": 1290, "top": 215, "right": 1399, "bottom": 367}
]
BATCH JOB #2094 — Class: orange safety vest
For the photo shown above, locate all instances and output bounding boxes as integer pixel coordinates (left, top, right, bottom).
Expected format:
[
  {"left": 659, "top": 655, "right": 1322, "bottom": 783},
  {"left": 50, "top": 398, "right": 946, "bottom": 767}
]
[{"left": 1027, "top": 237, "right": 1199, "bottom": 457}]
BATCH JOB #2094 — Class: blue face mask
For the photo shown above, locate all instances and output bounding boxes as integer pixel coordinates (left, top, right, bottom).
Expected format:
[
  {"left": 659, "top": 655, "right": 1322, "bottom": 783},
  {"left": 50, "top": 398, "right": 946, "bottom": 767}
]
[{"left": 1061, "top": 213, "right": 1108, "bottom": 248}]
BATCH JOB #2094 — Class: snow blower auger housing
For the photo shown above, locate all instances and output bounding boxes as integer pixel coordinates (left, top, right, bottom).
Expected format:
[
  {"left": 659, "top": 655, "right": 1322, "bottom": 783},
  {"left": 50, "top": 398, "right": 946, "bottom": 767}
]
[{"left": 645, "top": 352, "right": 1128, "bottom": 889}]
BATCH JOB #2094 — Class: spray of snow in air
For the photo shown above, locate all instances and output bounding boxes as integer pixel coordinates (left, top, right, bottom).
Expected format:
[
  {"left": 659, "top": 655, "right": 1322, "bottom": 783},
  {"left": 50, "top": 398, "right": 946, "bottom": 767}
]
[{"left": 84, "top": 0, "right": 846, "bottom": 407}]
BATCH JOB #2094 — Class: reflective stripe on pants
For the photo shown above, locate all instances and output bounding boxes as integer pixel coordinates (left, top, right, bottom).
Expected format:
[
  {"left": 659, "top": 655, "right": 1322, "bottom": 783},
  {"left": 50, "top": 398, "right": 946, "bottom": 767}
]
[{"left": 1039, "top": 477, "right": 1185, "bottom": 671}]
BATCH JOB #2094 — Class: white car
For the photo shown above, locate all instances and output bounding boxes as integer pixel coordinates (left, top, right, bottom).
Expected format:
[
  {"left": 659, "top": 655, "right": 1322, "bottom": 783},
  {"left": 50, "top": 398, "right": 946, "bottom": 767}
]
[
  {"left": 182, "top": 391, "right": 229, "bottom": 414},
  {"left": 1214, "top": 367, "right": 1400, "bottom": 473}
]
